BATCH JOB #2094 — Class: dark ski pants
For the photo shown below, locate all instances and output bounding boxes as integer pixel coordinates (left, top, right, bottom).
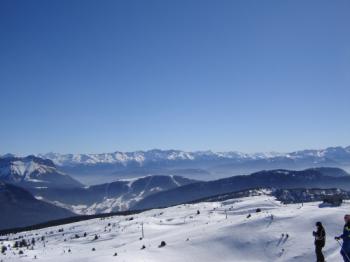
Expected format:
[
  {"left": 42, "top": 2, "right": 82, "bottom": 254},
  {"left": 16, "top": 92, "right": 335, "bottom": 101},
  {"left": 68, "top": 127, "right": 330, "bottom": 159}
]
[
  {"left": 315, "top": 245, "right": 325, "bottom": 262},
  {"left": 341, "top": 249, "right": 350, "bottom": 262}
]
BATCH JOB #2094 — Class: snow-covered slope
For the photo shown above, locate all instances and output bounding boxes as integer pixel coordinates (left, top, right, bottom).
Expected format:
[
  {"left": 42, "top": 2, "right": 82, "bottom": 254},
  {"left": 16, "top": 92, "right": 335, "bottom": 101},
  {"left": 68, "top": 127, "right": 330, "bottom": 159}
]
[
  {"left": 2, "top": 193, "right": 348, "bottom": 261},
  {"left": 0, "top": 156, "right": 83, "bottom": 188}
]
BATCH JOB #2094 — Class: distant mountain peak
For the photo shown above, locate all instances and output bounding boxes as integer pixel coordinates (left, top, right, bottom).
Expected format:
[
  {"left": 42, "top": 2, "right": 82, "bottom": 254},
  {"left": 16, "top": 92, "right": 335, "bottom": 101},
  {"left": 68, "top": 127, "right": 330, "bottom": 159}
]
[
  {"left": 0, "top": 156, "right": 83, "bottom": 188},
  {"left": 33, "top": 145, "right": 350, "bottom": 167}
]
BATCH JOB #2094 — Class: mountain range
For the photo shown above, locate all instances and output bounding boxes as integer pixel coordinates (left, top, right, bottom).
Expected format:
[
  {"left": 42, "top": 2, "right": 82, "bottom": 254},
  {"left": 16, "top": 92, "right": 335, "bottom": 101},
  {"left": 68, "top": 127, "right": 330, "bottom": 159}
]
[
  {"left": 3, "top": 146, "right": 350, "bottom": 185},
  {"left": 0, "top": 156, "right": 197, "bottom": 228},
  {"left": 37, "top": 146, "right": 350, "bottom": 167},
  {"left": 2, "top": 148, "right": 350, "bottom": 230},
  {"left": 133, "top": 167, "right": 350, "bottom": 210},
  {"left": 33, "top": 146, "right": 350, "bottom": 184}
]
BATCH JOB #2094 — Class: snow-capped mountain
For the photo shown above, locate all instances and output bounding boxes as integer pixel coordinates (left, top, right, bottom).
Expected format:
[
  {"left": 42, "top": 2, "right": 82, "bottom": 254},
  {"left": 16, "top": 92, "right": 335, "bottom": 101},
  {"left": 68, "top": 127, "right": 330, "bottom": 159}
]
[
  {"left": 1, "top": 192, "right": 349, "bottom": 261},
  {"left": 33, "top": 146, "right": 350, "bottom": 183},
  {"left": 0, "top": 182, "right": 74, "bottom": 230},
  {"left": 0, "top": 156, "right": 83, "bottom": 188},
  {"left": 38, "top": 146, "right": 350, "bottom": 166},
  {"left": 29, "top": 175, "right": 197, "bottom": 215},
  {"left": 39, "top": 150, "right": 197, "bottom": 166}
]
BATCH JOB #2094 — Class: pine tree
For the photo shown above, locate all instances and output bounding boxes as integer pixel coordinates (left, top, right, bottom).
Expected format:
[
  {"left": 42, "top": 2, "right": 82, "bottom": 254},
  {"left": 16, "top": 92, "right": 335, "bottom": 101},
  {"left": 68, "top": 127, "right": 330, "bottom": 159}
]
[{"left": 13, "top": 241, "right": 19, "bottom": 248}]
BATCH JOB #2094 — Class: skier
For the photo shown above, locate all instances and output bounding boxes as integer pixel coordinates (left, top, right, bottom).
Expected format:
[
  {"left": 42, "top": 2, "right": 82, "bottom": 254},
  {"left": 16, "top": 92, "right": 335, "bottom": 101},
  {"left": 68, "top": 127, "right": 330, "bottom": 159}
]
[
  {"left": 313, "top": 221, "right": 325, "bottom": 262},
  {"left": 335, "top": 215, "right": 350, "bottom": 262}
]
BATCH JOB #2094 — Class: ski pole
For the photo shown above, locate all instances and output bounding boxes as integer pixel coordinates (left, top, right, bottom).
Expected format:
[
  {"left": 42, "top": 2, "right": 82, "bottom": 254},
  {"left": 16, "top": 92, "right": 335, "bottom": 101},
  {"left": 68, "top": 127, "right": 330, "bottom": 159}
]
[{"left": 336, "top": 239, "right": 350, "bottom": 262}]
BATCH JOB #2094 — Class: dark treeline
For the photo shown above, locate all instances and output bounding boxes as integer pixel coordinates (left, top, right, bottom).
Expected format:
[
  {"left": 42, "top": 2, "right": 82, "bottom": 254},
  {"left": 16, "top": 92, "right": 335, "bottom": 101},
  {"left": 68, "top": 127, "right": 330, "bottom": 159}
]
[{"left": 0, "top": 209, "right": 146, "bottom": 236}]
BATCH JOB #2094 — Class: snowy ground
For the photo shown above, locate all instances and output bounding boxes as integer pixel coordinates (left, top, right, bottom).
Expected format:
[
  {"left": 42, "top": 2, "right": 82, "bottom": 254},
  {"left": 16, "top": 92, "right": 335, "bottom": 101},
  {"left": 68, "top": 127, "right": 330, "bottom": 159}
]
[{"left": 1, "top": 194, "right": 348, "bottom": 262}]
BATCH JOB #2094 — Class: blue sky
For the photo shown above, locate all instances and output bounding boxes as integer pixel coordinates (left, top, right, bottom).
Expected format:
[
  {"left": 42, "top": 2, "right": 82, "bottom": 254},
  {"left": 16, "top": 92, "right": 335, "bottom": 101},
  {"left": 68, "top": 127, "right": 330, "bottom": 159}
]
[{"left": 0, "top": 0, "right": 349, "bottom": 155}]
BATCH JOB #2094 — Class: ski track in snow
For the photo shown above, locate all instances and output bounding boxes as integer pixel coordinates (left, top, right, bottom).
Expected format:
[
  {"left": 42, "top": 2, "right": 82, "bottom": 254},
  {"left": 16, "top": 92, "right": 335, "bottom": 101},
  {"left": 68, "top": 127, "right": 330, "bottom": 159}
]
[{"left": 1, "top": 195, "right": 348, "bottom": 262}]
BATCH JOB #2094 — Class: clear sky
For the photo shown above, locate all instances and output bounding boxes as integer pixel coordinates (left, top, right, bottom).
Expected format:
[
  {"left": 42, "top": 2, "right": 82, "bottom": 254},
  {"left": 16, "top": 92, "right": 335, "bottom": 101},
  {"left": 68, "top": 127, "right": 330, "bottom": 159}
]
[{"left": 0, "top": 0, "right": 349, "bottom": 155}]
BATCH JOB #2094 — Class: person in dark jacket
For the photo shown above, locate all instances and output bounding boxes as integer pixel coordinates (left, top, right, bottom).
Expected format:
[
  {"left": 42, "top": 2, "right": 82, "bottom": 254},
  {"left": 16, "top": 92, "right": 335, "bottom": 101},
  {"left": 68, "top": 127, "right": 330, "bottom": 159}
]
[
  {"left": 313, "top": 221, "right": 326, "bottom": 262},
  {"left": 335, "top": 215, "right": 350, "bottom": 262}
]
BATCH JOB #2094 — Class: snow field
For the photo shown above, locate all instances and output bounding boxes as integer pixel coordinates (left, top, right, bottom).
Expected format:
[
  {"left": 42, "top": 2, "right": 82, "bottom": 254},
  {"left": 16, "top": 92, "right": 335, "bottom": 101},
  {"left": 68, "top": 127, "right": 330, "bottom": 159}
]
[{"left": 1, "top": 194, "right": 348, "bottom": 262}]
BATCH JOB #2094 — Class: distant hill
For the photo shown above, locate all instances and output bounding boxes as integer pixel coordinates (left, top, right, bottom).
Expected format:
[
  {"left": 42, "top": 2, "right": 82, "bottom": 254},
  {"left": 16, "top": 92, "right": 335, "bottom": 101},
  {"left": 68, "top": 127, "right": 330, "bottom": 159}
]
[
  {"left": 0, "top": 182, "right": 74, "bottom": 230},
  {"left": 29, "top": 175, "right": 197, "bottom": 214},
  {"left": 309, "top": 167, "right": 350, "bottom": 177},
  {"left": 191, "top": 187, "right": 350, "bottom": 205},
  {"left": 133, "top": 167, "right": 350, "bottom": 210}
]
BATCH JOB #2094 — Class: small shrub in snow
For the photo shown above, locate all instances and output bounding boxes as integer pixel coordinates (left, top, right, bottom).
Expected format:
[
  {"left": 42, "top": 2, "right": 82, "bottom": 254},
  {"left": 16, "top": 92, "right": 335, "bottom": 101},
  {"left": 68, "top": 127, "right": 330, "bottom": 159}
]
[
  {"left": 113, "top": 252, "right": 118, "bottom": 256},
  {"left": 158, "top": 241, "right": 166, "bottom": 248},
  {"left": 1, "top": 245, "right": 7, "bottom": 254},
  {"left": 18, "top": 250, "right": 24, "bottom": 255},
  {"left": 92, "top": 248, "right": 96, "bottom": 251},
  {"left": 94, "top": 235, "right": 99, "bottom": 240},
  {"left": 20, "top": 239, "right": 28, "bottom": 247},
  {"left": 256, "top": 208, "right": 261, "bottom": 213},
  {"left": 141, "top": 245, "right": 146, "bottom": 250}
]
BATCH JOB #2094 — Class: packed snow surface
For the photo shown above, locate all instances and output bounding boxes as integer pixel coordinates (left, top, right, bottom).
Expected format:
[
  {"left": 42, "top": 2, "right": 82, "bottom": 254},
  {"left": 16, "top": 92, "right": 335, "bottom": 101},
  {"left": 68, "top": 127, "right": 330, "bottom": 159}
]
[{"left": 2, "top": 194, "right": 349, "bottom": 261}]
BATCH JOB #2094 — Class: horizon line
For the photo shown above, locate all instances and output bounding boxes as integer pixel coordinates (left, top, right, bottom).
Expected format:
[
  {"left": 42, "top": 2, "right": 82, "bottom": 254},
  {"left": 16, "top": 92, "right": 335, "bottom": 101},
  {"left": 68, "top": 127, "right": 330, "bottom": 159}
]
[{"left": 2, "top": 144, "right": 349, "bottom": 157}]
